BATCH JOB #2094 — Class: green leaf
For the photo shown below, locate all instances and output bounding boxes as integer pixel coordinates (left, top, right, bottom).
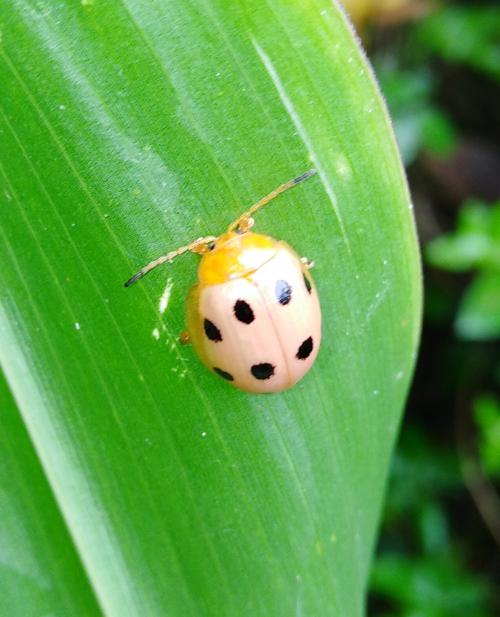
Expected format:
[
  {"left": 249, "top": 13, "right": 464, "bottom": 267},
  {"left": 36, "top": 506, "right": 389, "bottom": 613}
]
[
  {"left": 371, "top": 554, "right": 491, "bottom": 617},
  {"left": 381, "top": 426, "right": 462, "bottom": 525},
  {"left": 426, "top": 200, "right": 500, "bottom": 340},
  {"left": 456, "top": 270, "right": 500, "bottom": 340},
  {"left": 474, "top": 394, "right": 500, "bottom": 477},
  {"left": 426, "top": 201, "right": 500, "bottom": 272},
  {"left": 0, "top": 1, "right": 421, "bottom": 615},
  {"left": 0, "top": 372, "right": 102, "bottom": 616},
  {"left": 416, "top": 6, "right": 500, "bottom": 81},
  {"left": 420, "top": 109, "right": 457, "bottom": 158}
]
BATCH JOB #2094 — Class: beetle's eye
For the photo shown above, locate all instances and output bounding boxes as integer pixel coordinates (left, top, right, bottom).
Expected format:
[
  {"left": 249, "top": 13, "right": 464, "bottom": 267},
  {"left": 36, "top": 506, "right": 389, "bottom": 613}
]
[{"left": 207, "top": 240, "right": 216, "bottom": 251}]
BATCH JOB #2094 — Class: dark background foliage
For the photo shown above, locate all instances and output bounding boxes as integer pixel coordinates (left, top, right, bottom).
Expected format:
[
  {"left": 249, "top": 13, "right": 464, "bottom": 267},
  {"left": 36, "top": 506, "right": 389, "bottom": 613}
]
[{"left": 342, "top": 0, "right": 500, "bottom": 614}]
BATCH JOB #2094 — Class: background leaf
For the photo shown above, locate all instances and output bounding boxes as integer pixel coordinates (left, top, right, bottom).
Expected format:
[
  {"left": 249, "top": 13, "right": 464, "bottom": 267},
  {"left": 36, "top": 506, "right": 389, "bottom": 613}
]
[
  {"left": 0, "top": 1, "right": 421, "bottom": 615},
  {"left": 455, "top": 271, "right": 500, "bottom": 340}
]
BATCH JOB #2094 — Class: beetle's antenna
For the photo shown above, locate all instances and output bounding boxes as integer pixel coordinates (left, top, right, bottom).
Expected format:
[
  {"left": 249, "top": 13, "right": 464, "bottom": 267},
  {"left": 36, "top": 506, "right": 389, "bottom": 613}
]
[
  {"left": 124, "top": 236, "right": 217, "bottom": 287},
  {"left": 228, "top": 168, "right": 317, "bottom": 232}
]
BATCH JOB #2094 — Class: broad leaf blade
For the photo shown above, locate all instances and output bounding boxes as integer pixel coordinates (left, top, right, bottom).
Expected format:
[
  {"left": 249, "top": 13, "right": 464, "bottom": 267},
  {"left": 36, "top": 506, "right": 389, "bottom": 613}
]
[
  {"left": 0, "top": 372, "right": 102, "bottom": 616},
  {"left": 0, "top": 1, "right": 421, "bottom": 616}
]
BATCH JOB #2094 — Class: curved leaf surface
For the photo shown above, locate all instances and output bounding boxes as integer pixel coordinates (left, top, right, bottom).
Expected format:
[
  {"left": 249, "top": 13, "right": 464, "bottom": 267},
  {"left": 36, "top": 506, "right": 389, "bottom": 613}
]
[{"left": 0, "top": 1, "right": 421, "bottom": 615}]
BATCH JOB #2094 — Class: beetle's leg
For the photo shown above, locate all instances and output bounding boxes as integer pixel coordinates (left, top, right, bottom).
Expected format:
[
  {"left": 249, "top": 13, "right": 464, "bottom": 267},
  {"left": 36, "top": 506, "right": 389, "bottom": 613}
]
[
  {"left": 301, "top": 256, "right": 315, "bottom": 270},
  {"left": 179, "top": 330, "right": 191, "bottom": 345}
]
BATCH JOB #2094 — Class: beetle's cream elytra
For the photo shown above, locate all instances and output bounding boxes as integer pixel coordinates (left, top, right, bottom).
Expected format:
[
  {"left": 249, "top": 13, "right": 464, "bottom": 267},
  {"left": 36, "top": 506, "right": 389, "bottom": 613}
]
[{"left": 125, "top": 169, "right": 321, "bottom": 393}]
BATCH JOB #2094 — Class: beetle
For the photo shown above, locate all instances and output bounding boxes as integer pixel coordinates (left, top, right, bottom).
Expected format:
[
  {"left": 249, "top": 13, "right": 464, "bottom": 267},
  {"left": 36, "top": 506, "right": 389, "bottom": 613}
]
[{"left": 125, "top": 169, "right": 321, "bottom": 393}]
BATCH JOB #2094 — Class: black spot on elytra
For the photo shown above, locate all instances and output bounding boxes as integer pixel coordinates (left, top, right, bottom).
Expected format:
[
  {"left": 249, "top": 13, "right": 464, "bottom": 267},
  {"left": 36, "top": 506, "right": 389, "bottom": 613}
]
[
  {"left": 213, "top": 367, "right": 234, "bottom": 381},
  {"left": 275, "top": 280, "right": 292, "bottom": 305},
  {"left": 303, "top": 273, "right": 312, "bottom": 294},
  {"left": 234, "top": 299, "right": 254, "bottom": 324},
  {"left": 204, "top": 318, "right": 222, "bottom": 342},
  {"left": 296, "top": 337, "right": 313, "bottom": 360},
  {"left": 251, "top": 363, "right": 275, "bottom": 380}
]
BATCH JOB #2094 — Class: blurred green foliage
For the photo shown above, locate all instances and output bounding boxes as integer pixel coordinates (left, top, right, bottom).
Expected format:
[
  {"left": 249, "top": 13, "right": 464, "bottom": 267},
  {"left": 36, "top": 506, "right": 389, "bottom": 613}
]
[
  {"left": 370, "top": 428, "right": 492, "bottom": 617},
  {"left": 426, "top": 202, "right": 500, "bottom": 273},
  {"left": 427, "top": 201, "right": 500, "bottom": 340},
  {"left": 474, "top": 395, "right": 500, "bottom": 478},
  {"left": 416, "top": 6, "right": 500, "bottom": 81},
  {"left": 374, "top": 4, "right": 500, "bottom": 165}
]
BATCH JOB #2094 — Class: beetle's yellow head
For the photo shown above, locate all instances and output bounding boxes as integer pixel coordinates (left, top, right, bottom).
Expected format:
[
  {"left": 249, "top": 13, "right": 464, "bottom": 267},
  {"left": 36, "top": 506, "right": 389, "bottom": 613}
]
[{"left": 198, "top": 231, "right": 277, "bottom": 285}]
